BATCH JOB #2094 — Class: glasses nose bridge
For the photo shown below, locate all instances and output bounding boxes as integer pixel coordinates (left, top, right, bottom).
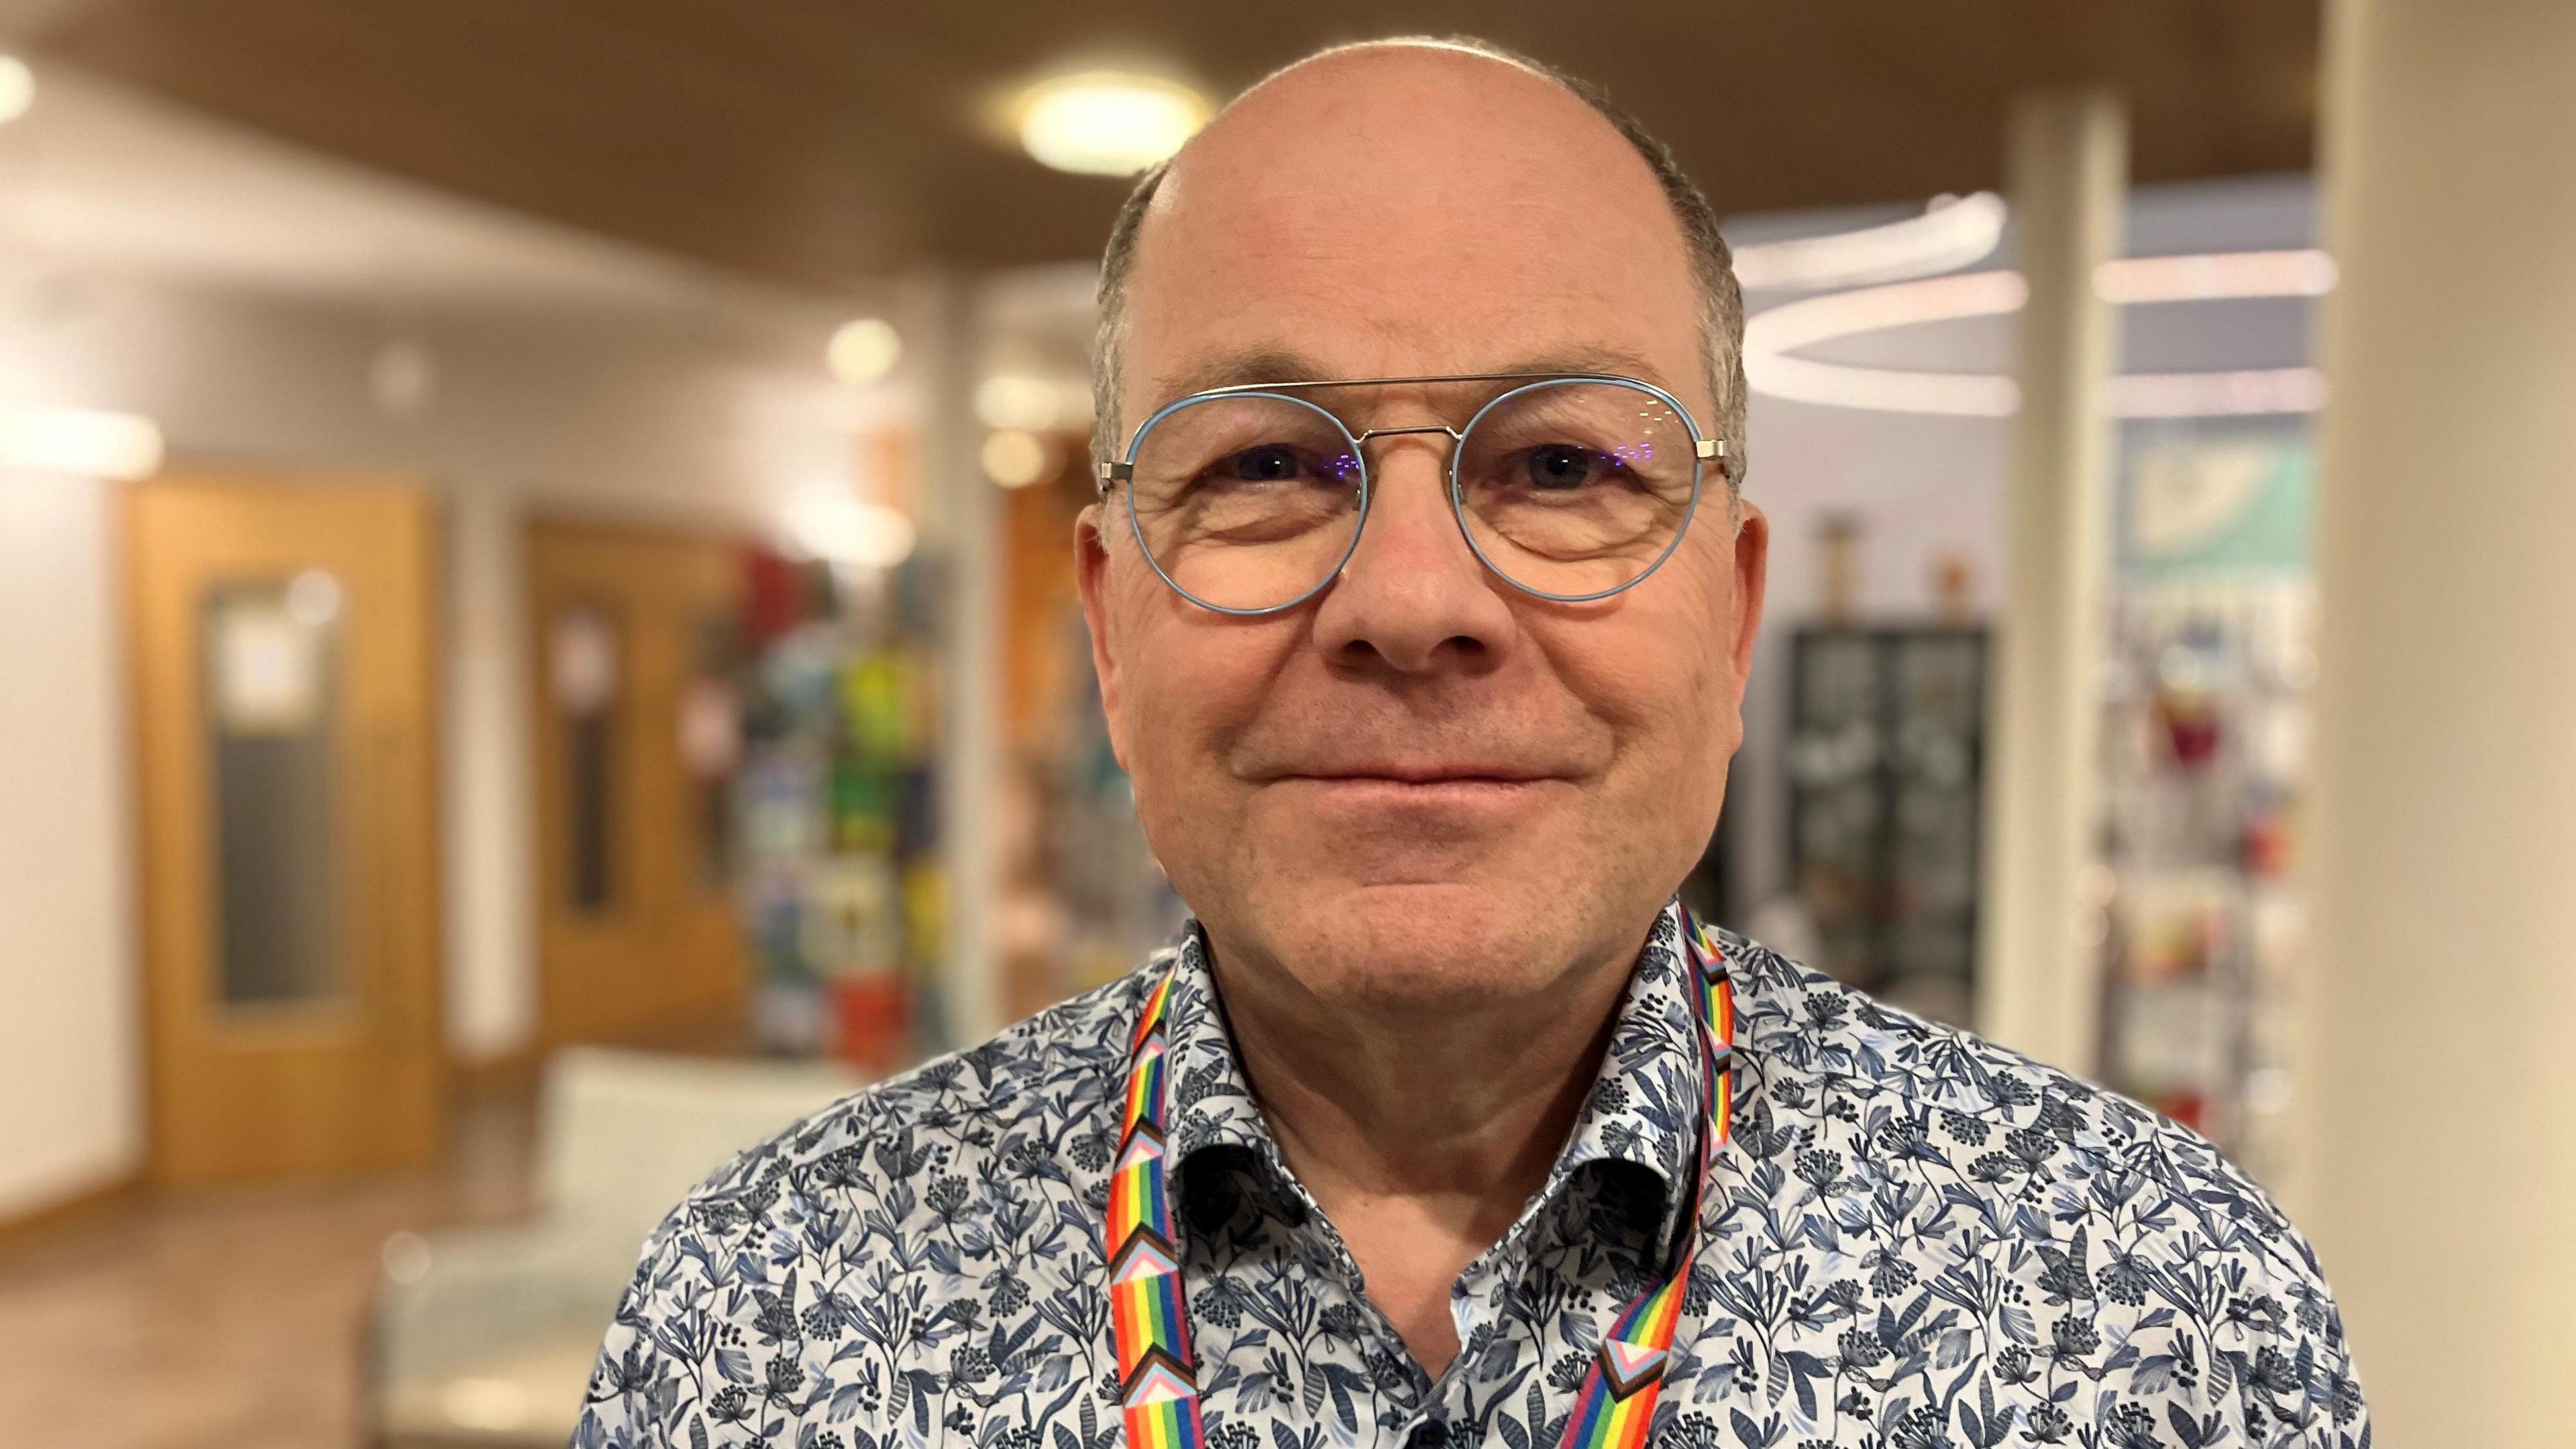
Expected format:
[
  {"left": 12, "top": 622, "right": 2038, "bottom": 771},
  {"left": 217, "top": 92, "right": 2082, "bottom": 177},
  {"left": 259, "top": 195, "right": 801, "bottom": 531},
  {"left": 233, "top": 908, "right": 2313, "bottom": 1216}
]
[
  {"left": 1335, "top": 419, "right": 1485, "bottom": 597},
  {"left": 1348, "top": 421, "right": 1465, "bottom": 476}
]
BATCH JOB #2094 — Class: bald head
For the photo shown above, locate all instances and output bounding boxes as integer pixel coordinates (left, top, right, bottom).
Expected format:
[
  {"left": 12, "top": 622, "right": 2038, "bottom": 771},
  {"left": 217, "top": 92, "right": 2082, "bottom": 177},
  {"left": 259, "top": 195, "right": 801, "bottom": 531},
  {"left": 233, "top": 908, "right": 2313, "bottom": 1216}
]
[
  {"left": 1091, "top": 37, "right": 1746, "bottom": 486},
  {"left": 1168, "top": 42, "right": 1662, "bottom": 253}
]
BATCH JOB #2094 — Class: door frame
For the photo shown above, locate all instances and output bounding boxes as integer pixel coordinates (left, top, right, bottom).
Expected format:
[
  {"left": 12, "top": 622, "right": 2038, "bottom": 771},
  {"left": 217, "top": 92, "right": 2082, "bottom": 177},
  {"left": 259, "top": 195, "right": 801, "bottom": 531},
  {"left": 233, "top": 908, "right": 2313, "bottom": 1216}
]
[
  {"left": 123, "top": 470, "right": 447, "bottom": 1186},
  {"left": 525, "top": 511, "right": 749, "bottom": 1052}
]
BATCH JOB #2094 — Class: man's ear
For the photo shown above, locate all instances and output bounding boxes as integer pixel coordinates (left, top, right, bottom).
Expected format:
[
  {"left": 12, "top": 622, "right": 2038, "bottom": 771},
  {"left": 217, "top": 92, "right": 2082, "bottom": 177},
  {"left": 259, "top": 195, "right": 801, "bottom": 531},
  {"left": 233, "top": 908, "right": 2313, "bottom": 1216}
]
[
  {"left": 1074, "top": 502, "right": 1134, "bottom": 773},
  {"left": 1729, "top": 498, "right": 1770, "bottom": 690}
]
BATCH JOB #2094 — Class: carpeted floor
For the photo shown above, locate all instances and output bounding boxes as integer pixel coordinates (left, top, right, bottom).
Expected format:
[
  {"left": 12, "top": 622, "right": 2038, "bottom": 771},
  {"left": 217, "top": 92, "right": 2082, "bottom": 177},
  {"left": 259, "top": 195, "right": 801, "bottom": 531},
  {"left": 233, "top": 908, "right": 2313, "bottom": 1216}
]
[{"left": 0, "top": 1093, "right": 536, "bottom": 1449}]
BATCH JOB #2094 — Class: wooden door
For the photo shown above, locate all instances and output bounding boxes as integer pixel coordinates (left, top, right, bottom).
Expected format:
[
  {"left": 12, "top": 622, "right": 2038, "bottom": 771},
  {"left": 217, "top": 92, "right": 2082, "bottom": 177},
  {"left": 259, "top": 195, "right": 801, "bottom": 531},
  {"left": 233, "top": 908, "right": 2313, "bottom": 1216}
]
[
  {"left": 529, "top": 519, "right": 748, "bottom": 1049},
  {"left": 126, "top": 473, "right": 443, "bottom": 1185}
]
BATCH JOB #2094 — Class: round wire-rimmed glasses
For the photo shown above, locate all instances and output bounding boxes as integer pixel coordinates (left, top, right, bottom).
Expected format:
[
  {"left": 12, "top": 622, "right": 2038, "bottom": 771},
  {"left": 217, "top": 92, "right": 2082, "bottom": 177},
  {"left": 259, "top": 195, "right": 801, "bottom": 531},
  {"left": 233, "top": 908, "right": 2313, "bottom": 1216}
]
[{"left": 1097, "top": 372, "right": 1730, "bottom": 616}]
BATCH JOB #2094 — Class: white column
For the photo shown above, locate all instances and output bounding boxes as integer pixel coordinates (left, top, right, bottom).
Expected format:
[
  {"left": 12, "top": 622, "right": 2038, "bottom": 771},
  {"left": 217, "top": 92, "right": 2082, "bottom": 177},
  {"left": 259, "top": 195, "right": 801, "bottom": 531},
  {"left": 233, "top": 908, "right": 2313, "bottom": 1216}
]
[
  {"left": 1976, "top": 91, "right": 2125, "bottom": 1076},
  {"left": 441, "top": 481, "right": 537, "bottom": 1062},
  {"left": 0, "top": 471, "right": 144, "bottom": 1214},
  {"left": 2298, "top": 1, "right": 2576, "bottom": 1440},
  {"left": 912, "top": 271, "right": 1006, "bottom": 1046}
]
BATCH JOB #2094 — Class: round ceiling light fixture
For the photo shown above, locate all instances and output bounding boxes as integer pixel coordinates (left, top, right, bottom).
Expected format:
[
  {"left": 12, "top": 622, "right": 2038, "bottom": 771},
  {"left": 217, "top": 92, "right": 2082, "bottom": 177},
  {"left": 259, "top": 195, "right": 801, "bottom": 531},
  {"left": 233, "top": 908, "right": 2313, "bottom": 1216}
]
[
  {"left": 368, "top": 337, "right": 438, "bottom": 417},
  {"left": 1015, "top": 72, "right": 1211, "bottom": 176},
  {"left": 826, "top": 317, "right": 902, "bottom": 384},
  {"left": 0, "top": 55, "right": 33, "bottom": 125},
  {"left": 975, "top": 374, "right": 1092, "bottom": 431},
  {"left": 786, "top": 489, "right": 915, "bottom": 570},
  {"left": 0, "top": 405, "right": 165, "bottom": 478},
  {"left": 1741, "top": 250, "right": 2338, "bottom": 418},
  {"left": 981, "top": 429, "right": 1054, "bottom": 488},
  {"left": 1731, "top": 193, "right": 2008, "bottom": 292}
]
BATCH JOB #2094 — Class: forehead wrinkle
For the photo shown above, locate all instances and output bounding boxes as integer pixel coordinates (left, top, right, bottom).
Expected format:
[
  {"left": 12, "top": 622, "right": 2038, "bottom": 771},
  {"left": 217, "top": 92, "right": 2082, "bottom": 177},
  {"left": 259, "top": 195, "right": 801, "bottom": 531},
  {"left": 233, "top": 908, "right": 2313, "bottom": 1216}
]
[{"left": 1138, "top": 342, "right": 1690, "bottom": 420}]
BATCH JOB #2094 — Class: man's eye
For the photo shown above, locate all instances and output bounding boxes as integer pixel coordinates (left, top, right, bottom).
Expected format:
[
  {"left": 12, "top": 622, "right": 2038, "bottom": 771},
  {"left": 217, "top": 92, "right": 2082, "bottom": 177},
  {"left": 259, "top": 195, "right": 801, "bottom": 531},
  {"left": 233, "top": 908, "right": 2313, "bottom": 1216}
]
[
  {"left": 1525, "top": 444, "right": 1606, "bottom": 490},
  {"left": 1228, "top": 445, "right": 1306, "bottom": 481}
]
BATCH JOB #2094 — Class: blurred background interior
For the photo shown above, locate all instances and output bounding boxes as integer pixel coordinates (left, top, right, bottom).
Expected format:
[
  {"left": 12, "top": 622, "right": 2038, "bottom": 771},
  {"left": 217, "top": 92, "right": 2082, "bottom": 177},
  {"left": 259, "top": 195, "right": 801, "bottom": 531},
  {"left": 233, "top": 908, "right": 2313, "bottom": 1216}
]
[{"left": 0, "top": 1, "right": 2565, "bottom": 1445}]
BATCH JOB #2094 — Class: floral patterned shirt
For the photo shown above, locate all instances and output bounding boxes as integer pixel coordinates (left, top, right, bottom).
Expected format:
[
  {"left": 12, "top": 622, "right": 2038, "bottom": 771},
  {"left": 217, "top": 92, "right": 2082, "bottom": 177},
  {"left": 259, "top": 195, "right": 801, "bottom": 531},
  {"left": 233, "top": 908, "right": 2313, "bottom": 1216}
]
[{"left": 582, "top": 903, "right": 2367, "bottom": 1449}]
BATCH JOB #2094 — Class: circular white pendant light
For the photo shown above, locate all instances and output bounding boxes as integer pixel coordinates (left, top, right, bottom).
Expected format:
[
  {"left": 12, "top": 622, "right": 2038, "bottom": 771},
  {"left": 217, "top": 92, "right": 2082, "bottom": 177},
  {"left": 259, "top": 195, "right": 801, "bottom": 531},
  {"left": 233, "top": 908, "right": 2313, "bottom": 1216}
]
[{"left": 1014, "top": 72, "right": 1210, "bottom": 176}]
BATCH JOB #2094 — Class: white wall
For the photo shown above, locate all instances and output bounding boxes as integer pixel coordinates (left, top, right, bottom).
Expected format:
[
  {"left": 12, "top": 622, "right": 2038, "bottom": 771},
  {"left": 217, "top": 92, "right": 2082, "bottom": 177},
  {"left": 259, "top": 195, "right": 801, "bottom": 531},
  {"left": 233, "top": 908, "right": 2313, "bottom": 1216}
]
[
  {"left": 0, "top": 268, "right": 904, "bottom": 1210},
  {"left": 0, "top": 469, "right": 140, "bottom": 1218}
]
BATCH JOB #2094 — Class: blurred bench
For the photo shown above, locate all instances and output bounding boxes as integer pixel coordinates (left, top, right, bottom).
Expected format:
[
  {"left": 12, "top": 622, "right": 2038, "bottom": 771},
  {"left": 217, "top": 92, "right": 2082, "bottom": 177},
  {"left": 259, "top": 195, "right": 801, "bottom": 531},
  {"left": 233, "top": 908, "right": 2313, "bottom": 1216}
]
[{"left": 369, "top": 1046, "right": 860, "bottom": 1447}]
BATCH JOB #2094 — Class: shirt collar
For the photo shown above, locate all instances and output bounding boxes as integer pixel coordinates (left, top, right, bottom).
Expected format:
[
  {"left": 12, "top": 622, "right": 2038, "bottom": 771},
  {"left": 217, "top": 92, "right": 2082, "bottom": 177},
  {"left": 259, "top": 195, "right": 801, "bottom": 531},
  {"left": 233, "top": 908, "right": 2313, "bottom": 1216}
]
[
  {"left": 1152, "top": 898, "right": 1712, "bottom": 1261},
  {"left": 1549, "top": 898, "right": 1707, "bottom": 1258},
  {"left": 1157, "top": 926, "right": 1271, "bottom": 1163}
]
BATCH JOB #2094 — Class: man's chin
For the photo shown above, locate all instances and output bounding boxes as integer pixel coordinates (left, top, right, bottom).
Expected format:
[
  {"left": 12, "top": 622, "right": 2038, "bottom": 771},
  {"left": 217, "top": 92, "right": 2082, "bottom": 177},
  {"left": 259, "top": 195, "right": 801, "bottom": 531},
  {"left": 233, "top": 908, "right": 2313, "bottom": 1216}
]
[{"left": 1238, "top": 877, "right": 1593, "bottom": 1014}]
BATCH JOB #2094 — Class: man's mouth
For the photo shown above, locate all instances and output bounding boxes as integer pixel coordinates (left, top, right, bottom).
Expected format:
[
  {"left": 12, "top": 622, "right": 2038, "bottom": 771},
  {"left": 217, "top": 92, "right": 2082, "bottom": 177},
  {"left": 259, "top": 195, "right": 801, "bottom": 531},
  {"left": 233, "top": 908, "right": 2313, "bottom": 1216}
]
[
  {"left": 1276, "top": 761, "right": 1558, "bottom": 786},
  {"left": 1263, "top": 763, "right": 1569, "bottom": 814}
]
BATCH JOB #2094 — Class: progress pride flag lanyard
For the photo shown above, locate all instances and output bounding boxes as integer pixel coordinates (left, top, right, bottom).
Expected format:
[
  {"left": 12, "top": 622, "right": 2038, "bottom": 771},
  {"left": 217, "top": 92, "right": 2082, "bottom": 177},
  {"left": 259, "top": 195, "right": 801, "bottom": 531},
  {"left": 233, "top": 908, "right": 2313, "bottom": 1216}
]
[{"left": 1104, "top": 913, "right": 1738, "bottom": 1449}]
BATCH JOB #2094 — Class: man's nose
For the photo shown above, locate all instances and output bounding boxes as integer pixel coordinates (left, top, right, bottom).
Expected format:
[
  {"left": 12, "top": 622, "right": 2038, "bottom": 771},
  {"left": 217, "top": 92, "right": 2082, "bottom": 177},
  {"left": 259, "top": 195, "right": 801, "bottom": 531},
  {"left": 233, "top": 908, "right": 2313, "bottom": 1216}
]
[{"left": 1309, "top": 437, "right": 1516, "bottom": 674}]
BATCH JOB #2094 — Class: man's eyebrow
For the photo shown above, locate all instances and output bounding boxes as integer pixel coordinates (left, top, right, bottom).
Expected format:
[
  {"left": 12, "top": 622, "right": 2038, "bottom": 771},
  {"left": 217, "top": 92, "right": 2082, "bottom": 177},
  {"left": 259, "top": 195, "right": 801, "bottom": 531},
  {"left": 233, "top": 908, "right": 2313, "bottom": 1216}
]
[
  {"left": 1515, "top": 346, "right": 1671, "bottom": 384},
  {"left": 1148, "top": 347, "right": 1338, "bottom": 402},
  {"left": 1147, "top": 345, "right": 1679, "bottom": 402}
]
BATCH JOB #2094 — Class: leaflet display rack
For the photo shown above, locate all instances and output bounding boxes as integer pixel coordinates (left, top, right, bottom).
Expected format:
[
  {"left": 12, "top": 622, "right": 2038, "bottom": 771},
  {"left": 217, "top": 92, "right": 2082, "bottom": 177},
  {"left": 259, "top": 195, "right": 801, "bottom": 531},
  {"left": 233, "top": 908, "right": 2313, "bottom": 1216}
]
[
  {"left": 2095, "top": 425, "right": 2316, "bottom": 1183},
  {"left": 1786, "top": 625, "right": 1988, "bottom": 1028}
]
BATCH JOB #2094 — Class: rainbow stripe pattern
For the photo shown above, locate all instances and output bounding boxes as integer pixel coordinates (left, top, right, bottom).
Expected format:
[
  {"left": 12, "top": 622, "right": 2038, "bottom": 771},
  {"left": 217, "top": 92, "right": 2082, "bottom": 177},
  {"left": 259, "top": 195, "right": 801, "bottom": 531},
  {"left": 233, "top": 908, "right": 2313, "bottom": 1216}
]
[
  {"left": 1108, "top": 972, "right": 1208, "bottom": 1449},
  {"left": 1105, "top": 912, "right": 1737, "bottom": 1449},
  {"left": 1557, "top": 915, "right": 1735, "bottom": 1449}
]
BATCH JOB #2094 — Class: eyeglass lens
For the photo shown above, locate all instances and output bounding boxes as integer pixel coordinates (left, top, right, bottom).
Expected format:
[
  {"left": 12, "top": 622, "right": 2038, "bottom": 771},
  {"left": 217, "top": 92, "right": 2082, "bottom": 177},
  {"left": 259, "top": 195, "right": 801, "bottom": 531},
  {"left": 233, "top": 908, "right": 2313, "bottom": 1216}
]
[{"left": 1125, "top": 379, "right": 1699, "bottom": 612}]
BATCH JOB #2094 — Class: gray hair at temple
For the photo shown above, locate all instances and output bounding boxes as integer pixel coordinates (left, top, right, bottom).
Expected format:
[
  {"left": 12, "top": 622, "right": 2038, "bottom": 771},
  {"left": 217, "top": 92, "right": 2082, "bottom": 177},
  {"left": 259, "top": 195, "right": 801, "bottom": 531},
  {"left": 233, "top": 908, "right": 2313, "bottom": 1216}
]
[{"left": 1089, "top": 36, "right": 1749, "bottom": 500}]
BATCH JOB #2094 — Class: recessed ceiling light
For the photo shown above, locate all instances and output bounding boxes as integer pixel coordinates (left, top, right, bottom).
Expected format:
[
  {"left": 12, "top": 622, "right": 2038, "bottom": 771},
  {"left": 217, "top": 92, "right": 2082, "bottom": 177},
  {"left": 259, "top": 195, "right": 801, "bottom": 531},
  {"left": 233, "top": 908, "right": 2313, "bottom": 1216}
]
[
  {"left": 0, "top": 405, "right": 165, "bottom": 478},
  {"left": 368, "top": 338, "right": 437, "bottom": 417},
  {"left": 981, "top": 429, "right": 1053, "bottom": 488},
  {"left": 786, "top": 490, "right": 915, "bottom": 570},
  {"left": 1015, "top": 72, "right": 1211, "bottom": 176},
  {"left": 975, "top": 374, "right": 1092, "bottom": 431},
  {"left": 0, "top": 56, "right": 33, "bottom": 125},
  {"left": 826, "top": 317, "right": 901, "bottom": 384}
]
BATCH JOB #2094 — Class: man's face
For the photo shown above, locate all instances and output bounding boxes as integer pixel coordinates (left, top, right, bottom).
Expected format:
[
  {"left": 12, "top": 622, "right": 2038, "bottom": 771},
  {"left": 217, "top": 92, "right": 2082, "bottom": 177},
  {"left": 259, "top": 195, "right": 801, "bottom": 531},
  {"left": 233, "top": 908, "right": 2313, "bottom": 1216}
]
[{"left": 1077, "top": 47, "right": 1768, "bottom": 1014}]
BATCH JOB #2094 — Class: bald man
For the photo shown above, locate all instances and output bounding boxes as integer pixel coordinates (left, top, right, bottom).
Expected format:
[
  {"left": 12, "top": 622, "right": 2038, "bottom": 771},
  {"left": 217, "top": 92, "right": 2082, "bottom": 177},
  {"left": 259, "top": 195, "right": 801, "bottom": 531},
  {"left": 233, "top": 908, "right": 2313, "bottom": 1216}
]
[{"left": 584, "top": 39, "right": 2365, "bottom": 1449}]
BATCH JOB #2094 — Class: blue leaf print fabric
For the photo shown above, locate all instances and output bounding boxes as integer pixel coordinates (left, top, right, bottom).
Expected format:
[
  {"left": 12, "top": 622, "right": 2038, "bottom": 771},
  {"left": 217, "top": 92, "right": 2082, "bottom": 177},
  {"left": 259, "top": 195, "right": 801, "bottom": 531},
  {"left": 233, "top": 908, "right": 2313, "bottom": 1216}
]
[{"left": 580, "top": 902, "right": 2367, "bottom": 1448}]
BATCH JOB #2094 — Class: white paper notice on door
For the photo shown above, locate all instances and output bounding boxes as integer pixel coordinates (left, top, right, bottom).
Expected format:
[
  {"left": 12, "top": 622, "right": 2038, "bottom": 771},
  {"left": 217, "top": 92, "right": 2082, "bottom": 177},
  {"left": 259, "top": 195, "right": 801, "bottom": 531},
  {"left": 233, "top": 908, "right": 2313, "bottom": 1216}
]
[{"left": 213, "top": 594, "right": 327, "bottom": 735}]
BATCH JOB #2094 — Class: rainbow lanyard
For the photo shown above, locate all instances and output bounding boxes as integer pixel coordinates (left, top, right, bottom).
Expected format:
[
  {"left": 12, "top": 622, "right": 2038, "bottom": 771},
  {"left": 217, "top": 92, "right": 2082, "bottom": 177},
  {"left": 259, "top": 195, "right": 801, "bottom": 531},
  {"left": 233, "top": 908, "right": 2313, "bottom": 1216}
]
[{"left": 1104, "top": 913, "right": 1737, "bottom": 1449}]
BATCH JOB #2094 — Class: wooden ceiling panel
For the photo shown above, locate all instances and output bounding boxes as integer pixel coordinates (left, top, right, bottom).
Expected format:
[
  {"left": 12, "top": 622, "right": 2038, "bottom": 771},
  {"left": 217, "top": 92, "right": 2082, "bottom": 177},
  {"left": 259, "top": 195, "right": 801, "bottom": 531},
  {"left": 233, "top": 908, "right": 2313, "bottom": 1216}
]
[{"left": 27, "top": 0, "right": 2322, "bottom": 294}]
